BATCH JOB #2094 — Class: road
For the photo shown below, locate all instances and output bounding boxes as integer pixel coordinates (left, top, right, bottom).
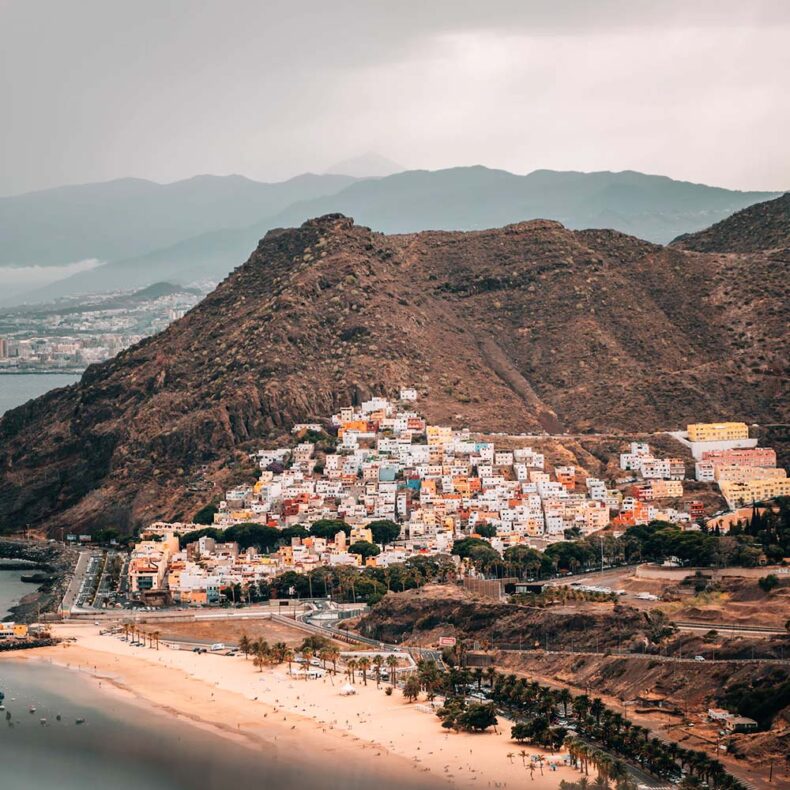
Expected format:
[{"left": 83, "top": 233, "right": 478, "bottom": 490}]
[
  {"left": 495, "top": 647, "right": 788, "bottom": 665},
  {"left": 60, "top": 550, "right": 94, "bottom": 614}
]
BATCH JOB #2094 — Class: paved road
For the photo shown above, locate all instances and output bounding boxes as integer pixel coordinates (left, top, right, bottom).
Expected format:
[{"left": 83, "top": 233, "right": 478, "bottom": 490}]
[
  {"left": 60, "top": 550, "right": 93, "bottom": 614},
  {"left": 495, "top": 647, "right": 788, "bottom": 665}
]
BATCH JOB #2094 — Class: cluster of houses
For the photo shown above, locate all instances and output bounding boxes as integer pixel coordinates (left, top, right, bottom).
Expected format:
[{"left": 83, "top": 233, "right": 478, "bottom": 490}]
[
  {"left": 694, "top": 442, "right": 789, "bottom": 510},
  {"left": 126, "top": 401, "right": 787, "bottom": 603}
]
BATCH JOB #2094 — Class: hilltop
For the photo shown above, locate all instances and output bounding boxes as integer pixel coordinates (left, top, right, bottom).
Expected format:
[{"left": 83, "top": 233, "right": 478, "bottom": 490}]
[
  {"left": 0, "top": 214, "right": 787, "bottom": 534},
  {"left": 672, "top": 192, "right": 790, "bottom": 253},
  {"left": 4, "top": 168, "right": 780, "bottom": 305}
]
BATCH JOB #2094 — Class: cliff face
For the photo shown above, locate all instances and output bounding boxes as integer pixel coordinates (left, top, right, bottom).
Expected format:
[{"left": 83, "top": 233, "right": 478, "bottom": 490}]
[{"left": 1, "top": 213, "right": 787, "bottom": 534}]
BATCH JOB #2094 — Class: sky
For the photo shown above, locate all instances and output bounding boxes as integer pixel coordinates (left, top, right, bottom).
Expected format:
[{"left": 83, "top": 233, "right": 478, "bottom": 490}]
[{"left": 1, "top": 0, "right": 789, "bottom": 196}]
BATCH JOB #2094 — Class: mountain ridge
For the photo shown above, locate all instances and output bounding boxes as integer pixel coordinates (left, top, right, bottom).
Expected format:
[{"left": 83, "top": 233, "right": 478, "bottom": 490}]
[
  {"left": 0, "top": 209, "right": 786, "bottom": 535},
  {"left": 4, "top": 167, "right": 782, "bottom": 306}
]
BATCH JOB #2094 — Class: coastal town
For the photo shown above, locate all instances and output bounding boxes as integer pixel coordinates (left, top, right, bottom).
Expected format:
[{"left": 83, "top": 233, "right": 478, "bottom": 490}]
[
  {"left": 125, "top": 391, "right": 788, "bottom": 606},
  {"left": 0, "top": 282, "right": 207, "bottom": 373}
]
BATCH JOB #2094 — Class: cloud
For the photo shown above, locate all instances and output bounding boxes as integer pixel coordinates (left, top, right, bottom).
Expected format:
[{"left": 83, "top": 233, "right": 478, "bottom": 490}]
[{"left": 1, "top": 0, "right": 788, "bottom": 194}]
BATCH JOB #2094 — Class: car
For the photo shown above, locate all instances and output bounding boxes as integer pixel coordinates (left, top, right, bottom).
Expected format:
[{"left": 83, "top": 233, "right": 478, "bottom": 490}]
[{"left": 694, "top": 655, "right": 706, "bottom": 662}]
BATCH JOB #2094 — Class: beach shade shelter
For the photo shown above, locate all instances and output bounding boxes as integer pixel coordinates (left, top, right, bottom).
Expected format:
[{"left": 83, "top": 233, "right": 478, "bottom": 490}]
[{"left": 340, "top": 683, "right": 357, "bottom": 696}]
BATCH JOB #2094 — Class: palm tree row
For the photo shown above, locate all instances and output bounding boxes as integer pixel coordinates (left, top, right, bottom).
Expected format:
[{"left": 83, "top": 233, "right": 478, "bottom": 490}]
[
  {"left": 443, "top": 667, "right": 747, "bottom": 790},
  {"left": 121, "top": 623, "right": 160, "bottom": 650}
]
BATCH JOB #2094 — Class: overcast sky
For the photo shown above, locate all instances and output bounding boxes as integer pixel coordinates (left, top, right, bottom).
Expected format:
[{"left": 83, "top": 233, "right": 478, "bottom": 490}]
[{"left": 1, "top": 0, "right": 788, "bottom": 196}]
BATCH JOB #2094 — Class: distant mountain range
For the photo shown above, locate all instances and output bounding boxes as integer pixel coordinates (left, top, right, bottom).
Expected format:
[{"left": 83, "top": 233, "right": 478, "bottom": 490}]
[{"left": 2, "top": 167, "right": 781, "bottom": 306}]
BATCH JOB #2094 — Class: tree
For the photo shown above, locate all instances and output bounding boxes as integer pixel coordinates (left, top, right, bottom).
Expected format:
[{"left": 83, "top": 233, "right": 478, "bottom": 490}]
[
  {"left": 358, "top": 657, "right": 371, "bottom": 686},
  {"left": 475, "top": 524, "right": 497, "bottom": 538},
  {"left": 403, "top": 674, "right": 421, "bottom": 702},
  {"left": 386, "top": 655, "right": 399, "bottom": 686},
  {"left": 193, "top": 503, "right": 218, "bottom": 525},
  {"left": 366, "top": 519, "right": 401, "bottom": 547},
  {"left": 348, "top": 540, "right": 381, "bottom": 559},
  {"left": 758, "top": 574, "right": 779, "bottom": 592},
  {"left": 372, "top": 654, "right": 384, "bottom": 687},
  {"left": 310, "top": 519, "right": 352, "bottom": 540},
  {"left": 459, "top": 702, "right": 498, "bottom": 732}
]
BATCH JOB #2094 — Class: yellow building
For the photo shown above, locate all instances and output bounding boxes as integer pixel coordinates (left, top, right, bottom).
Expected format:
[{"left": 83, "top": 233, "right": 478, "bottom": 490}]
[
  {"left": 687, "top": 422, "right": 749, "bottom": 442},
  {"left": 720, "top": 478, "right": 790, "bottom": 508},
  {"left": 0, "top": 623, "right": 29, "bottom": 639},
  {"left": 651, "top": 480, "right": 684, "bottom": 498},
  {"left": 716, "top": 466, "right": 787, "bottom": 484},
  {"left": 350, "top": 526, "right": 373, "bottom": 544},
  {"left": 426, "top": 425, "right": 453, "bottom": 446}
]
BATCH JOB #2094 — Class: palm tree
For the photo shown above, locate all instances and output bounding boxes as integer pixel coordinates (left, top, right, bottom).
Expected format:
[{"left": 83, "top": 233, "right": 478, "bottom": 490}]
[
  {"left": 284, "top": 648, "right": 295, "bottom": 674},
  {"left": 372, "top": 654, "right": 383, "bottom": 687},
  {"left": 358, "top": 657, "right": 371, "bottom": 686},
  {"left": 386, "top": 655, "right": 398, "bottom": 686},
  {"left": 327, "top": 647, "right": 340, "bottom": 675},
  {"left": 152, "top": 630, "right": 160, "bottom": 650},
  {"left": 403, "top": 674, "right": 421, "bottom": 702},
  {"left": 558, "top": 688, "right": 572, "bottom": 717},
  {"left": 346, "top": 658, "right": 358, "bottom": 683},
  {"left": 272, "top": 641, "right": 288, "bottom": 663},
  {"left": 518, "top": 749, "right": 528, "bottom": 766},
  {"left": 302, "top": 647, "right": 314, "bottom": 679},
  {"left": 253, "top": 640, "right": 270, "bottom": 672},
  {"left": 239, "top": 633, "right": 251, "bottom": 660},
  {"left": 318, "top": 647, "right": 332, "bottom": 670}
]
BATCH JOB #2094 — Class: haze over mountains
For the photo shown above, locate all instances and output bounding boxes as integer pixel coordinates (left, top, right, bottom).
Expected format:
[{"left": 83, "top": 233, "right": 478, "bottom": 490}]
[
  {"left": 1, "top": 195, "right": 787, "bottom": 534},
  {"left": 2, "top": 166, "right": 780, "bottom": 306}
]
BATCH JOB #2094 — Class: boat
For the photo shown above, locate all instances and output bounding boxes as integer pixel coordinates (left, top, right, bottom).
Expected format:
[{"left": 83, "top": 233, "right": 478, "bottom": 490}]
[
  {"left": 29, "top": 706, "right": 36, "bottom": 713},
  {"left": 75, "top": 717, "right": 86, "bottom": 725},
  {"left": 40, "top": 718, "right": 47, "bottom": 725}
]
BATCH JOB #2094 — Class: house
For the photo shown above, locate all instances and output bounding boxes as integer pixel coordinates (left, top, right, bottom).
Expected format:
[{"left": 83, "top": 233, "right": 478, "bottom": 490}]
[{"left": 725, "top": 716, "right": 759, "bottom": 733}]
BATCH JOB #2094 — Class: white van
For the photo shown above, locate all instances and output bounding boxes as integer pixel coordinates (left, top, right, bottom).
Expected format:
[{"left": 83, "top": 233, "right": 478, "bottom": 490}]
[{"left": 210, "top": 643, "right": 225, "bottom": 651}]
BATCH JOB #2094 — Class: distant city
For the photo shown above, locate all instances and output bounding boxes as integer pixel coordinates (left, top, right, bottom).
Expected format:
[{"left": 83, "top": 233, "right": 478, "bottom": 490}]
[{"left": 0, "top": 282, "right": 210, "bottom": 373}]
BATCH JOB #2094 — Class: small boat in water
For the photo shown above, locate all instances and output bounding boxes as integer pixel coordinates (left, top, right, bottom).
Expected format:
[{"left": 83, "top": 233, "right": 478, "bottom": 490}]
[
  {"left": 29, "top": 706, "right": 36, "bottom": 714},
  {"left": 75, "top": 717, "right": 86, "bottom": 725},
  {"left": 40, "top": 718, "right": 47, "bottom": 725}
]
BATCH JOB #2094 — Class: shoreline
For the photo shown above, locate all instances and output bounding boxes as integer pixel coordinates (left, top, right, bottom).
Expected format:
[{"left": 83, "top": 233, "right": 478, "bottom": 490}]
[{"left": 3, "top": 623, "right": 579, "bottom": 789}]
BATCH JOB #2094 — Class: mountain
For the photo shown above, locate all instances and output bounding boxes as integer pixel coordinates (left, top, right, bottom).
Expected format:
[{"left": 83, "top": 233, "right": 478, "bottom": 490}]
[
  {"left": 5, "top": 167, "right": 780, "bottom": 306},
  {"left": 266, "top": 167, "right": 780, "bottom": 243},
  {"left": 325, "top": 153, "right": 405, "bottom": 178},
  {"left": 0, "top": 172, "right": 358, "bottom": 267},
  {"left": 671, "top": 192, "right": 790, "bottom": 252},
  {"left": 1, "top": 213, "right": 786, "bottom": 535}
]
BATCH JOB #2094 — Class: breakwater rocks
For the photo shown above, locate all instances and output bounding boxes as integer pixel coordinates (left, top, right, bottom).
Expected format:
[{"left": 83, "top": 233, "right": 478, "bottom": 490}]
[
  {"left": 0, "top": 539, "right": 77, "bottom": 623},
  {"left": 0, "top": 637, "right": 58, "bottom": 652}
]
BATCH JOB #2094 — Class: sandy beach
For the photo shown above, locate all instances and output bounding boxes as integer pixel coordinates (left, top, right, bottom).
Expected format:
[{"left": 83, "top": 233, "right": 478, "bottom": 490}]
[{"left": 5, "top": 623, "right": 579, "bottom": 789}]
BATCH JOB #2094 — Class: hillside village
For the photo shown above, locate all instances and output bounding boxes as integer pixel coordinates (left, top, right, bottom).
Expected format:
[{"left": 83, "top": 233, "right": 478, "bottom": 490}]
[{"left": 128, "top": 392, "right": 787, "bottom": 604}]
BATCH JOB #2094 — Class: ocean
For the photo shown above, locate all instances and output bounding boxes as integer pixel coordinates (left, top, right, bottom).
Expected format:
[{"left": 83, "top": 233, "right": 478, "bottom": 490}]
[
  {"left": 0, "top": 660, "right": 432, "bottom": 790},
  {"left": 0, "top": 569, "right": 32, "bottom": 620},
  {"left": 0, "top": 373, "right": 82, "bottom": 417}
]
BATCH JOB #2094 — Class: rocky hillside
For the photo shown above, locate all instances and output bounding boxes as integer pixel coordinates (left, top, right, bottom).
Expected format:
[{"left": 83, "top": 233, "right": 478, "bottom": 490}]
[
  {"left": 672, "top": 192, "right": 790, "bottom": 252},
  {"left": 355, "top": 584, "right": 665, "bottom": 650},
  {"left": 0, "top": 213, "right": 787, "bottom": 534}
]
